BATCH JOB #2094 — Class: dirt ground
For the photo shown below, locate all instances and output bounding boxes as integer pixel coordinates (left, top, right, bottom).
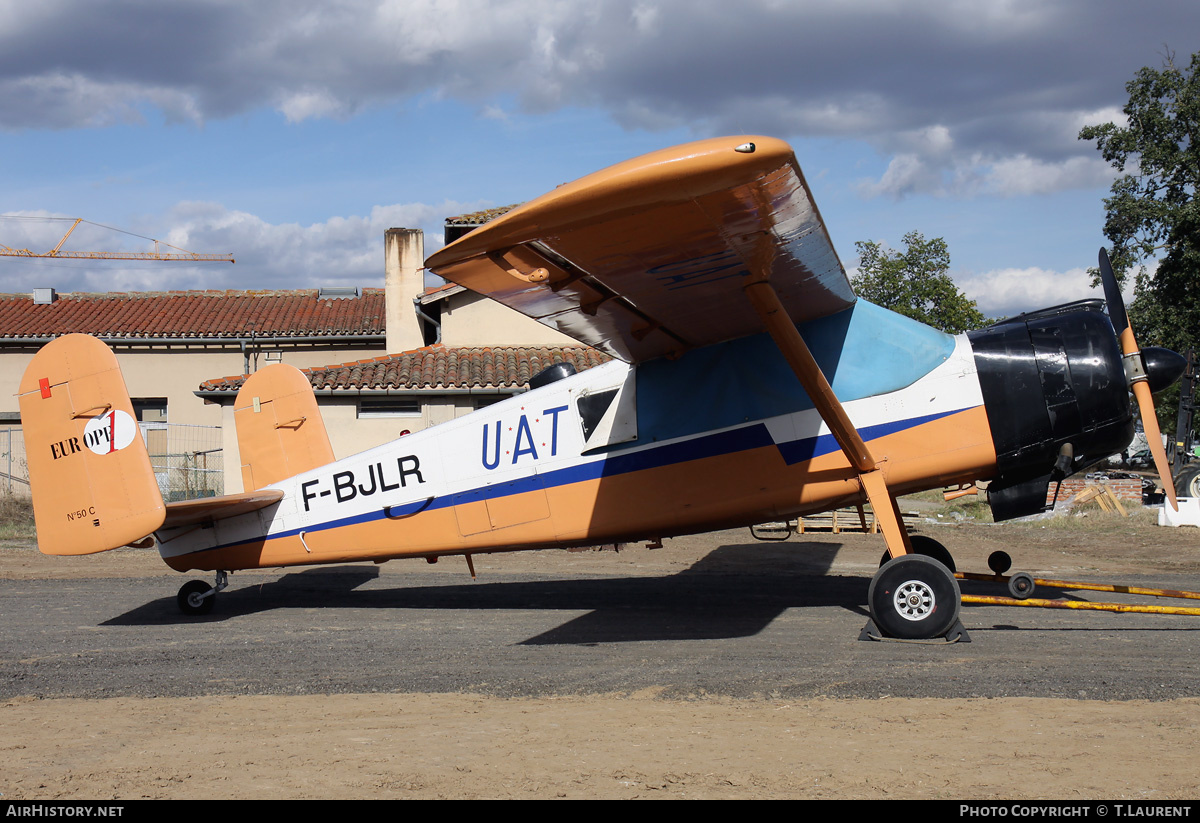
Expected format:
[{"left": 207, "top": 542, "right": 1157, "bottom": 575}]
[{"left": 3, "top": 507, "right": 1200, "bottom": 800}]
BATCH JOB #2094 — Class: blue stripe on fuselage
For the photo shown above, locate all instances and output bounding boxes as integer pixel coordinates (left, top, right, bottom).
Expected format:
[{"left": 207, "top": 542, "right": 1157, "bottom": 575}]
[
  {"left": 189, "top": 407, "right": 970, "bottom": 552},
  {"left": 774, "top": 409, "right": 961, "bottom": 465}
]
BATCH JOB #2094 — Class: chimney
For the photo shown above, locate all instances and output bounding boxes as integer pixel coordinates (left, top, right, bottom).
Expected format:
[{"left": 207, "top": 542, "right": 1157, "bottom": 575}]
[{"left": 384, "top": 228, "right": 424, "bottom": 353}]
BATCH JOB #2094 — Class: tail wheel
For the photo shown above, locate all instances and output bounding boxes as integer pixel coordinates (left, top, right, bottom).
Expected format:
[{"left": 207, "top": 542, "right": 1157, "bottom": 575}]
[
  {"left": 177, "top": 580, "right": 216, "bottom": 616},
  {"left": 869, "top": 554, "right": 961, "bottom": 640}
]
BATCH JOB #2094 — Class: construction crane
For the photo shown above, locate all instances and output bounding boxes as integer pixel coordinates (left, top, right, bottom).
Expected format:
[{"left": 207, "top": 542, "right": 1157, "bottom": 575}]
[{"left": 0, "top": 217, "right": 234, "bottom": 263}]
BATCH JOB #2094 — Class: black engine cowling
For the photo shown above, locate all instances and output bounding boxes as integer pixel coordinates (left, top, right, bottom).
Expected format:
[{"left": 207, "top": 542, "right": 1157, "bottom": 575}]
[{"left": 969, "top": 300, "right": 1134, "bottom": 521}]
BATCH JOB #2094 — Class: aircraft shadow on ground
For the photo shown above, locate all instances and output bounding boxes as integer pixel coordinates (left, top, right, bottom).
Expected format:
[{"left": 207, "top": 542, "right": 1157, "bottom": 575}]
[
  {"left": 103, "top": 541, "right": 874, "bottom": 642},
  {"left": 102, "top": 541, "right": 1159, "bottom": 641}
]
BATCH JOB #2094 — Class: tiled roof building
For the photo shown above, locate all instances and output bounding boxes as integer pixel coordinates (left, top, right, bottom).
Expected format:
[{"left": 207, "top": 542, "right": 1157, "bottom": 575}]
[
  {"left": 0, "top": 289, "right": 385, "bottom": 340},
  {"left": 198, "top": 345, "right": 609, "bottom": 394},
  {"left": 0, "top": 225, "right": 601, "bottom": 497},
  {"left": 0, "top": 287, "right": 396, "bottom": 500},
  {"left": 443, "top": 205, "right": 520, "bottom": 226}
]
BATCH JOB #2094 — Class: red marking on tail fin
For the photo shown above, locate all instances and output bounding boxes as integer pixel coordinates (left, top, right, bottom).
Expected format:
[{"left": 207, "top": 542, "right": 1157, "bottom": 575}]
[{"left": 38, "top": 378, "right": 51, "bottom": 399}]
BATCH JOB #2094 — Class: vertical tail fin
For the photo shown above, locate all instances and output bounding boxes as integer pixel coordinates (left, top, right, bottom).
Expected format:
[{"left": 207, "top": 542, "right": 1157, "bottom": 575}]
[
  {"left": 234, "top": 363, "right": 334, "bottom": 490},
  {"left": 18, "top": 334, "right": 165, "bottom": 555}
]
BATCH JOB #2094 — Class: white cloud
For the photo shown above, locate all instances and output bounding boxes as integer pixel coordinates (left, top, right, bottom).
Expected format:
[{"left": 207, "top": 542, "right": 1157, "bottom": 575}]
[
  {"left": 0, "top": 73, "right": 203, "bottom": 129},
  {"left": 958, "top": 265, "right": 1135, "bottom": 318},
  {"left": 0, "top": 0, "right": 1195, "bottom": 197},
  {"left": 276, "top": 89, "right": 350, "bottom": 123},
  {"left": 631, "top": 2, "right": 660, "bottom": 35},
  {"left": 862, "top": 151, "right": 1115, "bottom": 199},
  {"left": 0, "top": 199, "right": 484, "bottom": 294},
  {"left": 859, "top": 154, "right": 943, "bottom": 199},
  {"left": 480, "top": 104, "right": 512, "bottom": 122},
  {"left": 982, "top": 154, "right": 1113, "bottom": 196}
]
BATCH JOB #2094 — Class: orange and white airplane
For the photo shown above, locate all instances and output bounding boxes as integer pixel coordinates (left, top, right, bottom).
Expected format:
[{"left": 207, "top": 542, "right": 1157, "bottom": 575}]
[{"left": 17, "top": 136, "right": 1186, "bottom": 640}]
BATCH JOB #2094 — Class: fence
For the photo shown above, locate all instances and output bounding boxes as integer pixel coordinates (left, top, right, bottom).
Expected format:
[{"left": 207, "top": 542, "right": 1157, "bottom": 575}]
[
  {"left": 0, "top": 423, "right": 223, "bottom": 501},
  {"left": 146, "top": 423, "right": 224, "bottom": 501},
  {"left": 0, "top": 428, "right": 28, "bottom": 497}
]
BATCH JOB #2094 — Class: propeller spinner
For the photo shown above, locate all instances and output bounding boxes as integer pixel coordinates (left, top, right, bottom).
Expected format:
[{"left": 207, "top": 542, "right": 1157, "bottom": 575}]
[{"left": 1098, "top": 248, "right": 1186, "bottom": 509}]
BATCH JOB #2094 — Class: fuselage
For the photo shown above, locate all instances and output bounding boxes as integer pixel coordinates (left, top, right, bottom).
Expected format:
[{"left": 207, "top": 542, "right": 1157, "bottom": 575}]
[{"left": 157, "top": 299, "right": 999, "bottom": 572}]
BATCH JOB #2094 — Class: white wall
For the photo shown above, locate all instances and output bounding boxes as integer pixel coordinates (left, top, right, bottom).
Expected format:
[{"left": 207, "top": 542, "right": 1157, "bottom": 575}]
[{"left": 438, "top": 291, "right": 582, "bottom": 347}]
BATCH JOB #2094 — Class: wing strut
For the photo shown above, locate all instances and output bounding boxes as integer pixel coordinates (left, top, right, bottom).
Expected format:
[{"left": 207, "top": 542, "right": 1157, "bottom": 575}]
[{"left": 742, "top": 273, "right": 913, "bottom": 559}]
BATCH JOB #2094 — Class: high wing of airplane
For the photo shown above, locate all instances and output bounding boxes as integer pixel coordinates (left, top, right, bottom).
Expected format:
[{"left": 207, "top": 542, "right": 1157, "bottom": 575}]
[{"left": 17, "top": 136, "right": 1187, "bottom": 640}]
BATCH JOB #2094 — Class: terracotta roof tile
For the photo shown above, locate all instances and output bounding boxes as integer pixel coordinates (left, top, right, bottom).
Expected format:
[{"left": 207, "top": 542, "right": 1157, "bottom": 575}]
[
  {"left": 198, "top": 345, "right": 611, "bottom": 393},
  {"left": 443, "top": 205, "right": 520, "bottom": 226},
  {"left": 0, "top": 290, "right": 386, "bottom": 339}
]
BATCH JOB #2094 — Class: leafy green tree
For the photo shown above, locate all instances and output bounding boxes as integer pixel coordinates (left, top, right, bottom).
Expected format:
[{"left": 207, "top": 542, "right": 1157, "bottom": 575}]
[
  {"left": 851, "top": 231, "right": 986, "bottom": 334},
  {"left": 1080, "top": 49, "right": 1200, "bottom": 434},
  {"left": 1079, "top": 48, "right": 1200, "bottom": 358}
]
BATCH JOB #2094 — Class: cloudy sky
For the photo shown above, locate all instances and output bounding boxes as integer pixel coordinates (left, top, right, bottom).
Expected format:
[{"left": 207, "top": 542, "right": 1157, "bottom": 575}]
[{"left": 1, "top": 0, "right": 1197, "bottom": 319}]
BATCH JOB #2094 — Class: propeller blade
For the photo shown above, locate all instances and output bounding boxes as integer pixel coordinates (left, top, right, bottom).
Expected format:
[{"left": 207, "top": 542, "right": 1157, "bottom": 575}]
[
  {"left": 1099, "top": 248, "right": 1178, "bottom": 509},
  {"left": 1098, "top": 248, "right": 1130, "bottom": 339},
  {"left": 1133, "top": 380, "right": 1179, "bottom": 511}
]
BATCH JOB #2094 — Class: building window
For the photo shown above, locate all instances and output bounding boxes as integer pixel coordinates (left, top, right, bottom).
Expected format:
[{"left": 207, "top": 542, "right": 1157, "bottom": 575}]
[
  {"left": 357, "top": 398, "right": 421, "bottom": 418},
  {"left": 132, "top": 398, "right": 168, "bottom": 423},
  {"left": 132, "top": 398, "right": 168, "bottom": 458}
]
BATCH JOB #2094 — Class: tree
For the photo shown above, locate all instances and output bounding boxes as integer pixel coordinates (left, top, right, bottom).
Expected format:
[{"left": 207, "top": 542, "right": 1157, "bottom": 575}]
[
  {"left": 1080, "top": 49, "right": 1200, "bottom": 435},
  {"left": 1079, "top": 48, "right": 1200, "bottom": 358},
  {"left": 851, "top": 231, "right": 986, "bottom": 334}
]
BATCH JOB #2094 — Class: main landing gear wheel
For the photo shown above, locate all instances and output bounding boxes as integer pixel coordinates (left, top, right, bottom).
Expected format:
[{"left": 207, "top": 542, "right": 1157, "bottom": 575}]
[
  {"left": 879, "top": 534, "right": 957, "bottom": 573},
  {"left": 868, "top": 554, "right": 961, "bottom": 640},
  {"left": 177, "top": 579, "right": 216, "bottom": 616}
]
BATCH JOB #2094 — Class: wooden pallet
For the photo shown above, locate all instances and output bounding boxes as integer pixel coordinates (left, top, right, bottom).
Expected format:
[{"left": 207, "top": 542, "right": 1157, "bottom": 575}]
[
  {"left": 1072, "top": 482, "right": 1128, "bottom": 516},
  {"left": 751, "top": 506, "right": 921, "bottom": 539},
  {"left": 798, "top": 506, "right": 874, "bottom": 534}
]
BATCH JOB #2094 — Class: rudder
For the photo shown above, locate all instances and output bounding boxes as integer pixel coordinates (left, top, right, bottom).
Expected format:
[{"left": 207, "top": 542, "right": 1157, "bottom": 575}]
[
  {"left": 234, "top": 363, "right": 334, "bottom": 490},
  {"left": 18, "top": 334, "right": 165, "bottom": 555}
]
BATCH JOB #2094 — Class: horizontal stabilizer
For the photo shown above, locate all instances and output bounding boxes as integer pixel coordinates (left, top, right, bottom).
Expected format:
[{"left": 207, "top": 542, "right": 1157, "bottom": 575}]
[
  {"left": 18, "top": 334, "right": 165, "bottom": 555},
  {"left": 163, "top": 489, "right": 284, "bottom": 530},
  {"left": 235, "top": 363, "right": 334, "bottom": 490}
]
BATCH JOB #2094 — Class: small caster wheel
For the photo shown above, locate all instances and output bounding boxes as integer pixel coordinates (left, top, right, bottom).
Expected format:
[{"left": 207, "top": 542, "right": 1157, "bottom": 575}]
[
  {"left": 1008, "top": 571, "right": 1035, "bottom": 600},
  {"left": 178, "top": 579, "right": 215, "bottom": 616}
]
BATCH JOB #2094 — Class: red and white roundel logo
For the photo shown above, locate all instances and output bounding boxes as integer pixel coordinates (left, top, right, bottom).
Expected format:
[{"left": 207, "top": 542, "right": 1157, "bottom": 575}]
[{"left": 83, "top": 409, "right": 137, "bottom": 455}]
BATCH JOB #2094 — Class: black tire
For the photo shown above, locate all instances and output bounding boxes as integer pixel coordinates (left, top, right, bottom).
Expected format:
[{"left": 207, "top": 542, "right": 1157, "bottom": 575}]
[
  {"left": 869, "top": 554, "right": 961, "bottom": 640},
  {"left": 1008, "top": 571, "right": 1036, "bottom": 600},
  {"left": 879, "top": 534, "right": 956, "bottom": 573},
  {"left": 1174, "top": 465, "right": 1200, "bottom": 499},
  {"left": 178, "top": 580, "right": 215, "bottom": 616}
]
